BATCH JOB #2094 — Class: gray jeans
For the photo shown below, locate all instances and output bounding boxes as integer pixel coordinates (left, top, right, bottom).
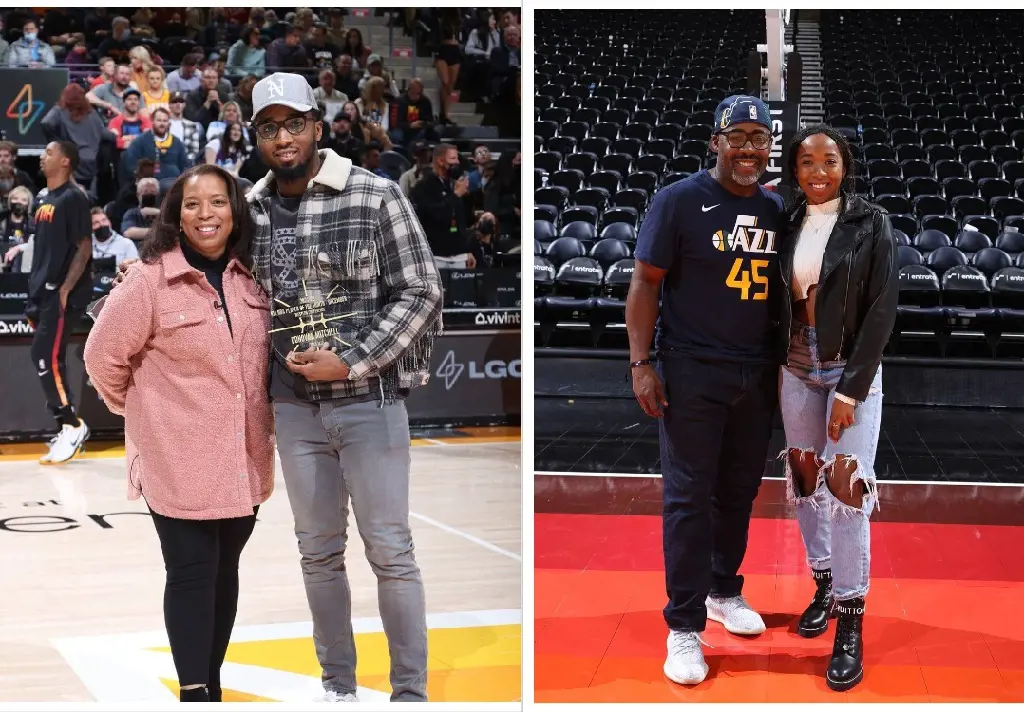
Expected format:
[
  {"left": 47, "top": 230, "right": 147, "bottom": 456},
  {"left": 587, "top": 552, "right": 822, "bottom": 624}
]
[
  {"left": 779, "top": 322, "right": 883, "bottom": 601},
  {"left": 274, "top": 399, "right": 427, "bottom": 701}
]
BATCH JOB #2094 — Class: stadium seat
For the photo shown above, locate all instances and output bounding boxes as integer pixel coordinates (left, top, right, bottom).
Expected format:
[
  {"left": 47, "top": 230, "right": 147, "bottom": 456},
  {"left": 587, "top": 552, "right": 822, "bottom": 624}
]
[
  {"left": 996, "top": 231, "right": 1024, "bottom": 255},
  {"left": 954, "top": 230, "right": 993, "bottom": 255},
  {"left": 535, "top": 204, "right": 558, "bottom": 223},
  {"left": 893, "top": 230, "right": 912, "bottom": 247},
  {"left": 922, "top": 214, "right": 959, "bottom": 238},
  {"left": 535, "top": 220, "right": 558, "bottom": 244},
  {"left": 560, "top": 221, "right": 598, "bottom": 243},
  {"left": 590, "top": 238, "right": 632, "bottom": 271},
  {"left": 964, "top": 215, "right": 1001, "bottom": 238},
  {"left": 600, "top": 222, "right": 638, "bottom": 244},
  {"left": 603, "top": 258, "right": 635, "bottom": 300},
  {"left": 565, "top": 152, "right": 598, "bottom": 176},
  {"left": 561, "top": 205, "right": 600, "bottom": 226},
  {"left": 534, "top": 256, "right": 556, "bottom": 296},
  {"left": 973, "top": 247, "right": 1013, "bottom": 278},
  {"left": 603, "top": 207, "right": 640, "bottom": 228},
  {"left": 545, "top": 236, "right": 587, "bottom": 267},
  {"left": 927, "top": 245, "right": 970, "bottom": 275},
  {"left": 899, "top": 245, "right": 925, "bottom": 267}
]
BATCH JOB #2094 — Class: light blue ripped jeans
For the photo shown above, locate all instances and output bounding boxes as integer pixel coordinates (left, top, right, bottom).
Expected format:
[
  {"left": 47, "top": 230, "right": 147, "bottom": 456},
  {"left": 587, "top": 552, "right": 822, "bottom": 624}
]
[{"left": 779, "top": 322, "right": 883, "bottom": 601}]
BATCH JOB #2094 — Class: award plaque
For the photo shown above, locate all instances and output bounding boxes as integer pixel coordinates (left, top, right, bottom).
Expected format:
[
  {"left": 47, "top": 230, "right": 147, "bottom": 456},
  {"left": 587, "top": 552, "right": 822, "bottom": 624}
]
[{"left": 268, "top": 279, "right": 355, "bottom": 362}]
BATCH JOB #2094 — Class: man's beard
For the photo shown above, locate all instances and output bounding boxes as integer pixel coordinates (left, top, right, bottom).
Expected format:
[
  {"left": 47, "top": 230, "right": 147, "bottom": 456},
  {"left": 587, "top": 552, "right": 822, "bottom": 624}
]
[{"left": 272, "top": 156, "right": 313, "bottom": 182}]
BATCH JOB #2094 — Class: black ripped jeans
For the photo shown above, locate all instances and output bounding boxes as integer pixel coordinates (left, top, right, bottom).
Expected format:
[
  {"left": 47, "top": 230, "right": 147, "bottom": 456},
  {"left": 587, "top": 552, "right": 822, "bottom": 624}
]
[{"left": 149, "top": 506, "right": 259, "bottom": 700}]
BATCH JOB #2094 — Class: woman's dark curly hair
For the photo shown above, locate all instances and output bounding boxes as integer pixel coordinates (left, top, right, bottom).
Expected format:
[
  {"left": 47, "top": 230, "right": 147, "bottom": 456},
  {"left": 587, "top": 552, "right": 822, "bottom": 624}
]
[
  {"left": 138, "top": 164, "right": 253, "bottom": 267},
  {"left": 787, "top": 124, "right": 857, "bottom": 209}
]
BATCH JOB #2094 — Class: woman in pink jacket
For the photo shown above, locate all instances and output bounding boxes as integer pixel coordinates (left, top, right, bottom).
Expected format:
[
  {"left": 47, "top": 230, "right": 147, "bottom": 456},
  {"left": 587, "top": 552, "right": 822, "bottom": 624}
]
[{"left": 84, "top": 164, "right": 274, "bottom": 703}]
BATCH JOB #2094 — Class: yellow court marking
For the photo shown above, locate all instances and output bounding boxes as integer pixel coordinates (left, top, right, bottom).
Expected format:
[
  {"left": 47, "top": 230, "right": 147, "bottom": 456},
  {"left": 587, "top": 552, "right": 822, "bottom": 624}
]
[
  {"left": 151, "top": 623, "right": 522, "bottom": 702},
  {"left": 0, "top": 429, "right": 521, "bottom": 462}
]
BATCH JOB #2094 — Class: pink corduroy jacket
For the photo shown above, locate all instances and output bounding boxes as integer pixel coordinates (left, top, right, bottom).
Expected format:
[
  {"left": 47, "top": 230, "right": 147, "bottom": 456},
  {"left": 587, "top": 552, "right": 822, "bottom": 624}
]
[{"left": 83, "top": 245, "right": 275, "bottom": 520}]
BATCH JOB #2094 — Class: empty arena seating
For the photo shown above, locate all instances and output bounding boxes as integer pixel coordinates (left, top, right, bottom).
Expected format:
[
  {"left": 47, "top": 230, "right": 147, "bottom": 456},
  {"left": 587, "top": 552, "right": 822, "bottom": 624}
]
[{"left": 535, "top": 9, "right": 1024, "bottom": 357}]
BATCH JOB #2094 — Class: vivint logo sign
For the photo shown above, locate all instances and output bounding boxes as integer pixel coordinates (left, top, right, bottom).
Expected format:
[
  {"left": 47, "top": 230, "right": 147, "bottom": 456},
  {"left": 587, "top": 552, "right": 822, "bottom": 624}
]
[{"left": 435, "top": 350, "right": 522, "bottom": 390}]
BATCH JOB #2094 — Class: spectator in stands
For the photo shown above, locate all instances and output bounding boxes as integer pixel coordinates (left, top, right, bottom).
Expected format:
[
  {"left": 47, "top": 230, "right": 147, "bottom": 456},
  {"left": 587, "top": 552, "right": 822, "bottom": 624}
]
[
  {"left": 434, "top": 9, "right": 463, "bottom": 126},
  {"left": 41, "top": 84, "right": 108, "bottom": 192},
  {"left": 356, "top": 77, "right": 391, "bottom": 134},
  {"left": 259, "top": 9, "right": 284, "bottom": 42},
  {"left": 166, "top": 54, "right": 203, "bottom": 95},
  {"left": 1, "top": 186, "right": 35, "bottom": 273},
  {"left": 325, "top": 111, "right": 364, "bottom": 163},
  {"left": 124, "top": 108, "right": 188, "bottom": 193},
  {"left": 466, "top": 145, "right": 491, "bottom": 192},
  {"left": 91, "top": 206, "right": 137, "bottom": 268},
  {"left": 130, "top": 8, "right": 157, "bottom": 39},
  {"left": 87, "top": 63, "right": 133, "bottom": 118},
  {"left": 358, "top": 54, "right": 400, "bottom": 99},
  {"left": 313, "top": 69, "right": 349, "bottom": 122},
  {"left": 205, "top": 121, "right": 249, "bottom": 176},
  {"left": 0, "top": 142, "right": 36, "bottom": 208},
  {"left": 8, "top": 19, "right": 56, "bottom": 68},
  {"left": 203, "top": 7, "right": 240, "bottom": 53},
  {"left": 0, "top": 21, "right": 9, "bottom": 66},
  {"left": 185, "top": 67, "right": 229, "bottom": 128},
  {"left": 166, "top": 94, "right": 202, "bottom": 167},
  {"left": 462, "top": 12, "right": 499, "bottom": 102},
  {"left": 360, "top": 142, "right": 391, "bottom": 180},
  {"left": 120, "top": 177, "right": 161, "bottom": 241},
  {"left": 205, "top": 102, "right": 248, "bottom": 145},
  {"left": 411, "top": 143, "right": 474, "bottom": 269},
  {"left": 391, "top": 79, "right": 436, "bottom": 148},
  {"left": 465, "top": 12, "right": 500, "bottom": 59},
  {"left": 90, "top": 57, "right": 116, "bottom": 89},
  {"left": 268, "top": 25, "right": 310, "bottom": 72},
  {"left": 39, "top": 8, "right": 81, "bottom": 59},
  {"left": 128, "top": 46, "right": 156, "bottom": 91},
  {"left": 490, "top": 24, "right": 521, "bottom": 97},
  {"left": 339, "top": 28, "right": 371, "bottom": 69},
  {"left": 471, "top": 212, "right": 501, "bottom": 269},
  {"left": 293, "top": 7, "right": 317, "bottom": 36},
  {"left": 325, "top": 9, "right": 347, "bottom": 47},
  {"left": 226, "top": 24, "right": 266, "bottom": 78},
  {"left": 484, "top": 150, "right": 520, "bottom": 242},
  {"left": 234, "top": 76, "right": 258, "bottom": 121},
  {"left": 108, "top": 89, "right": 152, "bottom": 150},
  {"left": 140, "top": 66, "right": 170, "bottom": 115},
  {"left": 399, "top": 140, "right": 431, "bottom": 197},
  {"left": 97, "top": 16, "right": 134, "bottom": 63},
  {"left": 86, "top": 9, "right": 113, "bottom": 42},
  {"left": 109, "top": 158, "right": 154, "bottom": 230},
  {"left": 305, "top": 22, "right": 340, "bottom": 72},
  {"left": 779, "top": 125, "right": 897, "bottom": 693},
  {"left": 333, "top": 54, "right": 361, "bottom": 99},
  {"left": 64, "top": 40, "right": 94, "bottom": 82}
]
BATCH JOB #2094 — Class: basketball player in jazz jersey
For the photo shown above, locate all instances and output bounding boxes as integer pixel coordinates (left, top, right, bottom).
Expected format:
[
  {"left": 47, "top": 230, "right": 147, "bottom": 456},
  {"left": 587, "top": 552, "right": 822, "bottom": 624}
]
[{"left": 626, "top": 96, "right": 785, "bottom": 686}]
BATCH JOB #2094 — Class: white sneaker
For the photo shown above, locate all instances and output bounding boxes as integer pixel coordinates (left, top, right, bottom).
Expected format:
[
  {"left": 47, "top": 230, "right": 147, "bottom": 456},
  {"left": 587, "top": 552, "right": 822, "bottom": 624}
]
[
  {"left": 706, "top": 594, "right": 766, "bottom": 635},
  {"left": 663, "top": 630, "right": 709, "bottom": 686},
  {"left": 316, "top": 690, "right": 359, "bottom": 702},
  {"left": 42, "top": 421, "right": 90, "bottom": 465}
]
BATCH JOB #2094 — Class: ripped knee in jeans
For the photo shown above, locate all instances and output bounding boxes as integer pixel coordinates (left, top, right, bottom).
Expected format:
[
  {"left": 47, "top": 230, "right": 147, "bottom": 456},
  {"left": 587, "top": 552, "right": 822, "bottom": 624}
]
[
  {"left": 823, "top": 454, "right": 879, "bottom": 513},
  {"left": 779, "top": 447, "right": 824, "bottom": 503}
]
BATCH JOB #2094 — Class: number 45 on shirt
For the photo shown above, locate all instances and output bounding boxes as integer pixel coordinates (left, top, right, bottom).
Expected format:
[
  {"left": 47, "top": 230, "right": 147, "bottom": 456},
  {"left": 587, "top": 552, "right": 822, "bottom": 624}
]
[{"left": 726, "top": 257, "right": 769, "bottom": 300}]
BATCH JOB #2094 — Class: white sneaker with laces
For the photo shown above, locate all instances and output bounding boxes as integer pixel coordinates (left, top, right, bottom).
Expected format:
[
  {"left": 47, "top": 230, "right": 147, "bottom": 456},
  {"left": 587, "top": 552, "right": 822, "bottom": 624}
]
[
  {"left": 706, "top": 594, "right": 766, "bottom": 635},
  {"left": 663, "top": 630, "right": 709, "bottom": 686},
  {"left": 316, "top": 690, "right": 359, "bottom": 702},
  {"left": 44, "top": 420, "right": 90, "bottom": 465},
  {"left": 38, "top": 433, "right": 61, "bottom": 464}
]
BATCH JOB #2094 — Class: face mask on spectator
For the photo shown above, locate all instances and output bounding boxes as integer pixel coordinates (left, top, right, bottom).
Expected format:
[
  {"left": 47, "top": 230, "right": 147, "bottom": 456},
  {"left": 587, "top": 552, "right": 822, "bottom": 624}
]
[
  {"left": 10, "top": 203, "right": 26, "bottom": 217},
  {"left": 140, "top": 193, "right": 158, "bottom": 208},
  {"left": 94, "top": 225, "right": 112, "bottom": 242},
  {"left": 23, "top": 32, "right": 36, "bottom": 42},
  {"left": 478, "top": 218, "right": 494, "bottom": 235}
]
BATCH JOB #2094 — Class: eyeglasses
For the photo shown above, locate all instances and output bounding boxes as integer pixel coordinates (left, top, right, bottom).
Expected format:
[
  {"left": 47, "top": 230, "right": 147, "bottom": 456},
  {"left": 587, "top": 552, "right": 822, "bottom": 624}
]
[
  {"left": 254, "top": 115, "right": 314, "bottom": 140},
  {"left": 717, "top": 130, "right": 772, "bottom": 150}
]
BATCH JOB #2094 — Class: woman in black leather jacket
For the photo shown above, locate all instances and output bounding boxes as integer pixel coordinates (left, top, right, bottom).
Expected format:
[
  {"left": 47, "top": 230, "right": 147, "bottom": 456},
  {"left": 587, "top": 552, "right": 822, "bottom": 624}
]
[{"left": 776, "top": 125, "right": 898, "bottom": 692}]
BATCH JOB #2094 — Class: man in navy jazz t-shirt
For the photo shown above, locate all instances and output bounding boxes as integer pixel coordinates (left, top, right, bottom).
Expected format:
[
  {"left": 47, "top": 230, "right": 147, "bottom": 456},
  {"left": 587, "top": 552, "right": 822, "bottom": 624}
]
[{"left": 626, "top": 95, "right": 786, "bottom": 686}]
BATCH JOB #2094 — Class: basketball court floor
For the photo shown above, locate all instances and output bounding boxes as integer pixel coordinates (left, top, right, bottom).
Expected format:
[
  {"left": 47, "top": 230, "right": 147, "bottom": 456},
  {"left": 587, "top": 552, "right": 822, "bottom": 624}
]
[
  {"left": 535, "top": 398, "right": 1024, "bottom": 703},
  {"left": 0, "top": 427, "right": 521, "bottom": 703}
]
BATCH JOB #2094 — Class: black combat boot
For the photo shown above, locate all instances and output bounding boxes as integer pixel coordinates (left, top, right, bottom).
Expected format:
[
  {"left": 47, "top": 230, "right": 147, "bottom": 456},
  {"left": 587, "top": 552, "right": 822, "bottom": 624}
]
[
  {"left": 797, "top": 568, "right": 836, "bottom": 638},
  {"left": 180, "top": 685, "right": 210, "bottom": 702},
  {"left": 826, "top": 597, "right": 865, "bottom": 691}
]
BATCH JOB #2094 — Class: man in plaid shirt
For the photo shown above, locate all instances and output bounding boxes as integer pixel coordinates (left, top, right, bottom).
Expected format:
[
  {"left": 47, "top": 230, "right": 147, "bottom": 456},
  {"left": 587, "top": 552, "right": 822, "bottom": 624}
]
[{"left": 247, "top": 73, "right": 443, "bottom": 703}]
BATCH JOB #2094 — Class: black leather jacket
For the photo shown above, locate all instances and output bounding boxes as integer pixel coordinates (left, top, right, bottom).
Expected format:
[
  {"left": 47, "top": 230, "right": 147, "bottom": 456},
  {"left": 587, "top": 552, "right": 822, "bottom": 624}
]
[{"left": 778, "top": 194, "right": 899, "bottom": 403}]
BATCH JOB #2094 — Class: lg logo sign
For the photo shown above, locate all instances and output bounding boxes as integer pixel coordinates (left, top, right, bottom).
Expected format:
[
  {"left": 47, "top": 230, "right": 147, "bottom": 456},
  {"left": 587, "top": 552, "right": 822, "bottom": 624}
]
[{"left": 435, "top": 350, "right": 522, "bottom": 390}]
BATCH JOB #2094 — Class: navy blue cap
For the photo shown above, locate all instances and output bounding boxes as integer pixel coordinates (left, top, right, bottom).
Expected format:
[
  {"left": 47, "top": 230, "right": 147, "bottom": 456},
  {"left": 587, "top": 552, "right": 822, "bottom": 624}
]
[{"left": 713, "top": 95, "right": 771, "bottom": 132}]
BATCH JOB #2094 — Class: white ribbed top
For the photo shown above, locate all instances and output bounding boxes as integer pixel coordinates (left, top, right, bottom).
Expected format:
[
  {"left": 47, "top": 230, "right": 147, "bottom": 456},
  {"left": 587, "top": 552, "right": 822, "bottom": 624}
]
[{"left": 792, "top": 197, "right": 841, "bottom": 300}]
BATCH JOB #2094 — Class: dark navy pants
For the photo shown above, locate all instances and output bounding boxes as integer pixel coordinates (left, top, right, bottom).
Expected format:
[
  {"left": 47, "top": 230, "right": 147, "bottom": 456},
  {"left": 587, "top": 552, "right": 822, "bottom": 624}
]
[{"left": 657, "top": 353, "right": 778, "bottom": 632}]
